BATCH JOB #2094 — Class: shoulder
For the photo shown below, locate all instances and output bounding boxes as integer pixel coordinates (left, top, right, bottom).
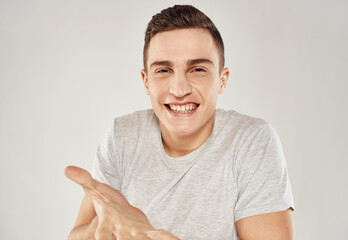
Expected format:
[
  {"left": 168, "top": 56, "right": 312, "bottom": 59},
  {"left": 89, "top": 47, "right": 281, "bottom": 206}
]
[
  {"left": 110, "top": 109, "right": 157, "bottom": 139},
  {"left": 113, "top": 109, "right": 156, "bottom": 127},
  {"left": 95, "top": 109, "right": 158, "bottom": 180},
  {"left": 214, "top": 109, "right": 283, "bottom": 169},
  {"left": 215, "top": 109, "right": 276, "bottom": 140},
  {"left": 99, "top": 109, "right": 157, "bottom": 153}
]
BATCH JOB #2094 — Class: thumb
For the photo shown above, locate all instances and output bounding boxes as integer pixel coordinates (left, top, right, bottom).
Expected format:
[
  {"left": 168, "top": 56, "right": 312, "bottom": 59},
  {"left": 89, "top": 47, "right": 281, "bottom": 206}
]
[
  {"left": 65, "top": 166, "right": 110, "bottom": 202},
  {"left": 65, "top": 166, "right": 95, "bottom": 190}
]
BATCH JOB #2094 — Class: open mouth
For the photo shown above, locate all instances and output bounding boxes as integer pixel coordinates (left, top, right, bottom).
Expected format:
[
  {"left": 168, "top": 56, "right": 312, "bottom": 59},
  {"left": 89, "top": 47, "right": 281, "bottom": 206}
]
[{"left": 165, "top": 103, "right": 199, "bottom": 113}]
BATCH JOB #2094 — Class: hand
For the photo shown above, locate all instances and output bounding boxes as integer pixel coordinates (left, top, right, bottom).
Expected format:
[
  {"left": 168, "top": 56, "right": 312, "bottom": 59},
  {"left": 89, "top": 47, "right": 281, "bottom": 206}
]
[
  {"left": 65, "top": 166, "right": 154, "bottom": 240},
  {"left": 146, "top": 229, "right": 180, "bottom": 240}
]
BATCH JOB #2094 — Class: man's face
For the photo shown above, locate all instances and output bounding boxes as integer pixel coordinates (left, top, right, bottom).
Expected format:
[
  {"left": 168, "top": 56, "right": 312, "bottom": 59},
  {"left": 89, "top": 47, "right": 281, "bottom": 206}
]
[{"left": 141, "top": 28, "right": 229, "bottom": 138}]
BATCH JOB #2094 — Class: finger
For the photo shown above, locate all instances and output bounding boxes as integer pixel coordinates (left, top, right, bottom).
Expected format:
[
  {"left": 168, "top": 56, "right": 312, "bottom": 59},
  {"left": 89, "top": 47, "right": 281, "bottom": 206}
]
[
  {"left": 65, "top": 166, "right": 109, "bottom": 202},
  {"left": 95, "top": 216, "right": 114, "bottom": 240}
]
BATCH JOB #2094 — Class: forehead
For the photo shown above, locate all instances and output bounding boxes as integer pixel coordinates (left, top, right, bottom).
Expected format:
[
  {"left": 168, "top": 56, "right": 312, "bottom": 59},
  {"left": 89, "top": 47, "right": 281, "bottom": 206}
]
[{"left": 147, "top": 28, "right": 219, "bottom": 67}]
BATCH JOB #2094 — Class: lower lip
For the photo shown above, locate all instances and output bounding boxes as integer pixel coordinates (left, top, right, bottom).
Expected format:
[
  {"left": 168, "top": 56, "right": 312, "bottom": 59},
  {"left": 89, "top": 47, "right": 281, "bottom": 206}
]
[{"left": 165, "top": 105, "right": 199, "bottom": 117}]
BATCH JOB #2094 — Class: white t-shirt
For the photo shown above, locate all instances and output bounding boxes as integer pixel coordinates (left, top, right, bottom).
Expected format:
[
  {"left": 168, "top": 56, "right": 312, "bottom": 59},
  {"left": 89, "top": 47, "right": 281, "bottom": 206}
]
[{"left": 93, "top": 109, "right": 294, "bottom": 240}]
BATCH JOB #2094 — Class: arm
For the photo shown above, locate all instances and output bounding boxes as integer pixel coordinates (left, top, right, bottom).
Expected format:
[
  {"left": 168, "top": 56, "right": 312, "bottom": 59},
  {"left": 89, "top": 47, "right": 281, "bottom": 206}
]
[
  {"left": 235, "top": 123, "right": 295, "bottom": 239},
  {"left": 236, "top": 208, "right": 294, "bottom": 240}
]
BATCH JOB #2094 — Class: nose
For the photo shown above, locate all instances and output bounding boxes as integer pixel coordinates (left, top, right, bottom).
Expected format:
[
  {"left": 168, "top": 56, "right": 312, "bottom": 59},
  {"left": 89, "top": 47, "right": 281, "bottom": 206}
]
[{"left": 169, "top": 72, "right": 192, "bottom": 98}]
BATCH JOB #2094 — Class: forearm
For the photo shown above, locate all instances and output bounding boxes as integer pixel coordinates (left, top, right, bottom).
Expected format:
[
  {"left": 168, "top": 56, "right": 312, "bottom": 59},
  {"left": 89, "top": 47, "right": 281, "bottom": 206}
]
[{"left": 68, "top": 217, "right": 98, "bottom": 240}]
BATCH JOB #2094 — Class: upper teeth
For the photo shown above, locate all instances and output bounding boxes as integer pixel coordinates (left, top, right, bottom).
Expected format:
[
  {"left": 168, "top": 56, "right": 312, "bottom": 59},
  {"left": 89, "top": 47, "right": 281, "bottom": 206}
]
[{"left": 169, "top": 104, "right": 198, "bottom": 113}]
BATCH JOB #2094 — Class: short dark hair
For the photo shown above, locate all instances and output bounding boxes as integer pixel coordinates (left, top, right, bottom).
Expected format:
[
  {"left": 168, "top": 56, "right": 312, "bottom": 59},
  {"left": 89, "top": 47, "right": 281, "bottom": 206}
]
[{"left": 143, "top": 5, "right": 225, "bottom": 72}]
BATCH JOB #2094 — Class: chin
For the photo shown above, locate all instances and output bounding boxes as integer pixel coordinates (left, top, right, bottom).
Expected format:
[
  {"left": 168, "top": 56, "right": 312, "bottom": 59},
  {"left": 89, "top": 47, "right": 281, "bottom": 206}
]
[{"left": 170, "top": 125, "right": 197, "bottom": 136}]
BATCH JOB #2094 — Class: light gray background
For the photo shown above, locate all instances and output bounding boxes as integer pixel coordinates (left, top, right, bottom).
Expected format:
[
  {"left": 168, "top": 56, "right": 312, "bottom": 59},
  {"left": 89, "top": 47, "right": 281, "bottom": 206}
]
[{"left": 1, "top": 0, "right": 347, "bottom": 239}]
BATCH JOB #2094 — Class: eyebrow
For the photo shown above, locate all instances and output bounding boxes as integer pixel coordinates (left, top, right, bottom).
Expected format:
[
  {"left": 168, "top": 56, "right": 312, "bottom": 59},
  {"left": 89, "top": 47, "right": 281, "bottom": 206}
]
[
  {"left": 187, "top": 58, "right": 214, "bottom": 67},
  {"left": 149, "top": 58, "right": 214, "bottom": 69},
  {"left": 149, "top": 61, "right": 172, "bottom": 69}
]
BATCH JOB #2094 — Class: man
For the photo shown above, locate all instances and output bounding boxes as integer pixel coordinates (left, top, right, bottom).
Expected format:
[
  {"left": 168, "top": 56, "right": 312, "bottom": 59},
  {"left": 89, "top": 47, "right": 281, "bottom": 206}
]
[{"left": 66, "top": 5, "right": 294, "bottom": 240}]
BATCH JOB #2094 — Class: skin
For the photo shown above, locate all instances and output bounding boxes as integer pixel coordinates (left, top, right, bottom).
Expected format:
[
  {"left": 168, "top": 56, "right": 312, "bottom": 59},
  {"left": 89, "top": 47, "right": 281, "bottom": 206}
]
[
  {"left": 236, "top": 209, "right": 294, "bottom": 240},
  {"left": 67, "top": 28, "right": 293, "bottom": 239}
]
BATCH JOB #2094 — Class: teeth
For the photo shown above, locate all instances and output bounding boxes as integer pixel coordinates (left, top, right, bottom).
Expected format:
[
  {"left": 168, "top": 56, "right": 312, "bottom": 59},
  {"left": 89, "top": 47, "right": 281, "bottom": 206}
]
[{"left": 168, "top": 104, "right": 198, "bottom": 113}]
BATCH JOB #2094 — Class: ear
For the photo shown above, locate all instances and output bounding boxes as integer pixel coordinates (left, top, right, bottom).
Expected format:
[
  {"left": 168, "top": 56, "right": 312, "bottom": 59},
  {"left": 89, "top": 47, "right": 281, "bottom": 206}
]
[
  {"left": 218, "top": 67, "right": 230, "bottom": 94},
  {"left": 141, "top": 69, "right": 150, "bottom": 95}
]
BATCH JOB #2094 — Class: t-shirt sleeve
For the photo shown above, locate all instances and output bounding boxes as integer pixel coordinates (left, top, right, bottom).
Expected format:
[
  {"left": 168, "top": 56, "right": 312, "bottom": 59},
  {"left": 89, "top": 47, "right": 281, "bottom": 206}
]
[
  {"left": 92, "top": 121, "right": 120, "bottom": 191},
  {"left": 234, "top": 122, "right": 294, "bottom": 222}
]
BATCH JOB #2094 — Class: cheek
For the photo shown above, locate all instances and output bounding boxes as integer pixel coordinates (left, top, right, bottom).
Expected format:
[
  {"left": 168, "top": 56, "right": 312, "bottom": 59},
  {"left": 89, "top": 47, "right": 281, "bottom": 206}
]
[
  {"left": 148, "top": 81, "right": 169, "bottom": 102},
  {"left": 193, "top": 80, "right": 220, "bottom": 102}
]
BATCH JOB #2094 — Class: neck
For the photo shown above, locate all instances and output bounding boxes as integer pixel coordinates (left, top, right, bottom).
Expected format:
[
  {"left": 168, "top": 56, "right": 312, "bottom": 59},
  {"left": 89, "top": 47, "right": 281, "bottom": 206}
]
[{"left": 160, "top": 114, "right": 215, "bottom": 158}]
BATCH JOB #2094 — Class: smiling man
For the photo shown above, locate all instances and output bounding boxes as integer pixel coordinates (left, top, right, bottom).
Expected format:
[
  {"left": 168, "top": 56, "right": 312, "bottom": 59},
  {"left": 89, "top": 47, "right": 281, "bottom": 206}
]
[
  {"left": 67, "top": 5, "right": 294, "bottom": 240},
  {"left": 142, "top": 27, "right": 229, "bottom": 157}
]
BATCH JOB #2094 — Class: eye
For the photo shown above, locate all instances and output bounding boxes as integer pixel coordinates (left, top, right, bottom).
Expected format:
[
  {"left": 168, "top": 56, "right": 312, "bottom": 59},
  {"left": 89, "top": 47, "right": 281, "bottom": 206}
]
[
  {"left": 193, "top": 67, "right": 206, "bottom": 72},
  {"left": 156, "top": 68, "right": 170, "bottom": 73}
]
